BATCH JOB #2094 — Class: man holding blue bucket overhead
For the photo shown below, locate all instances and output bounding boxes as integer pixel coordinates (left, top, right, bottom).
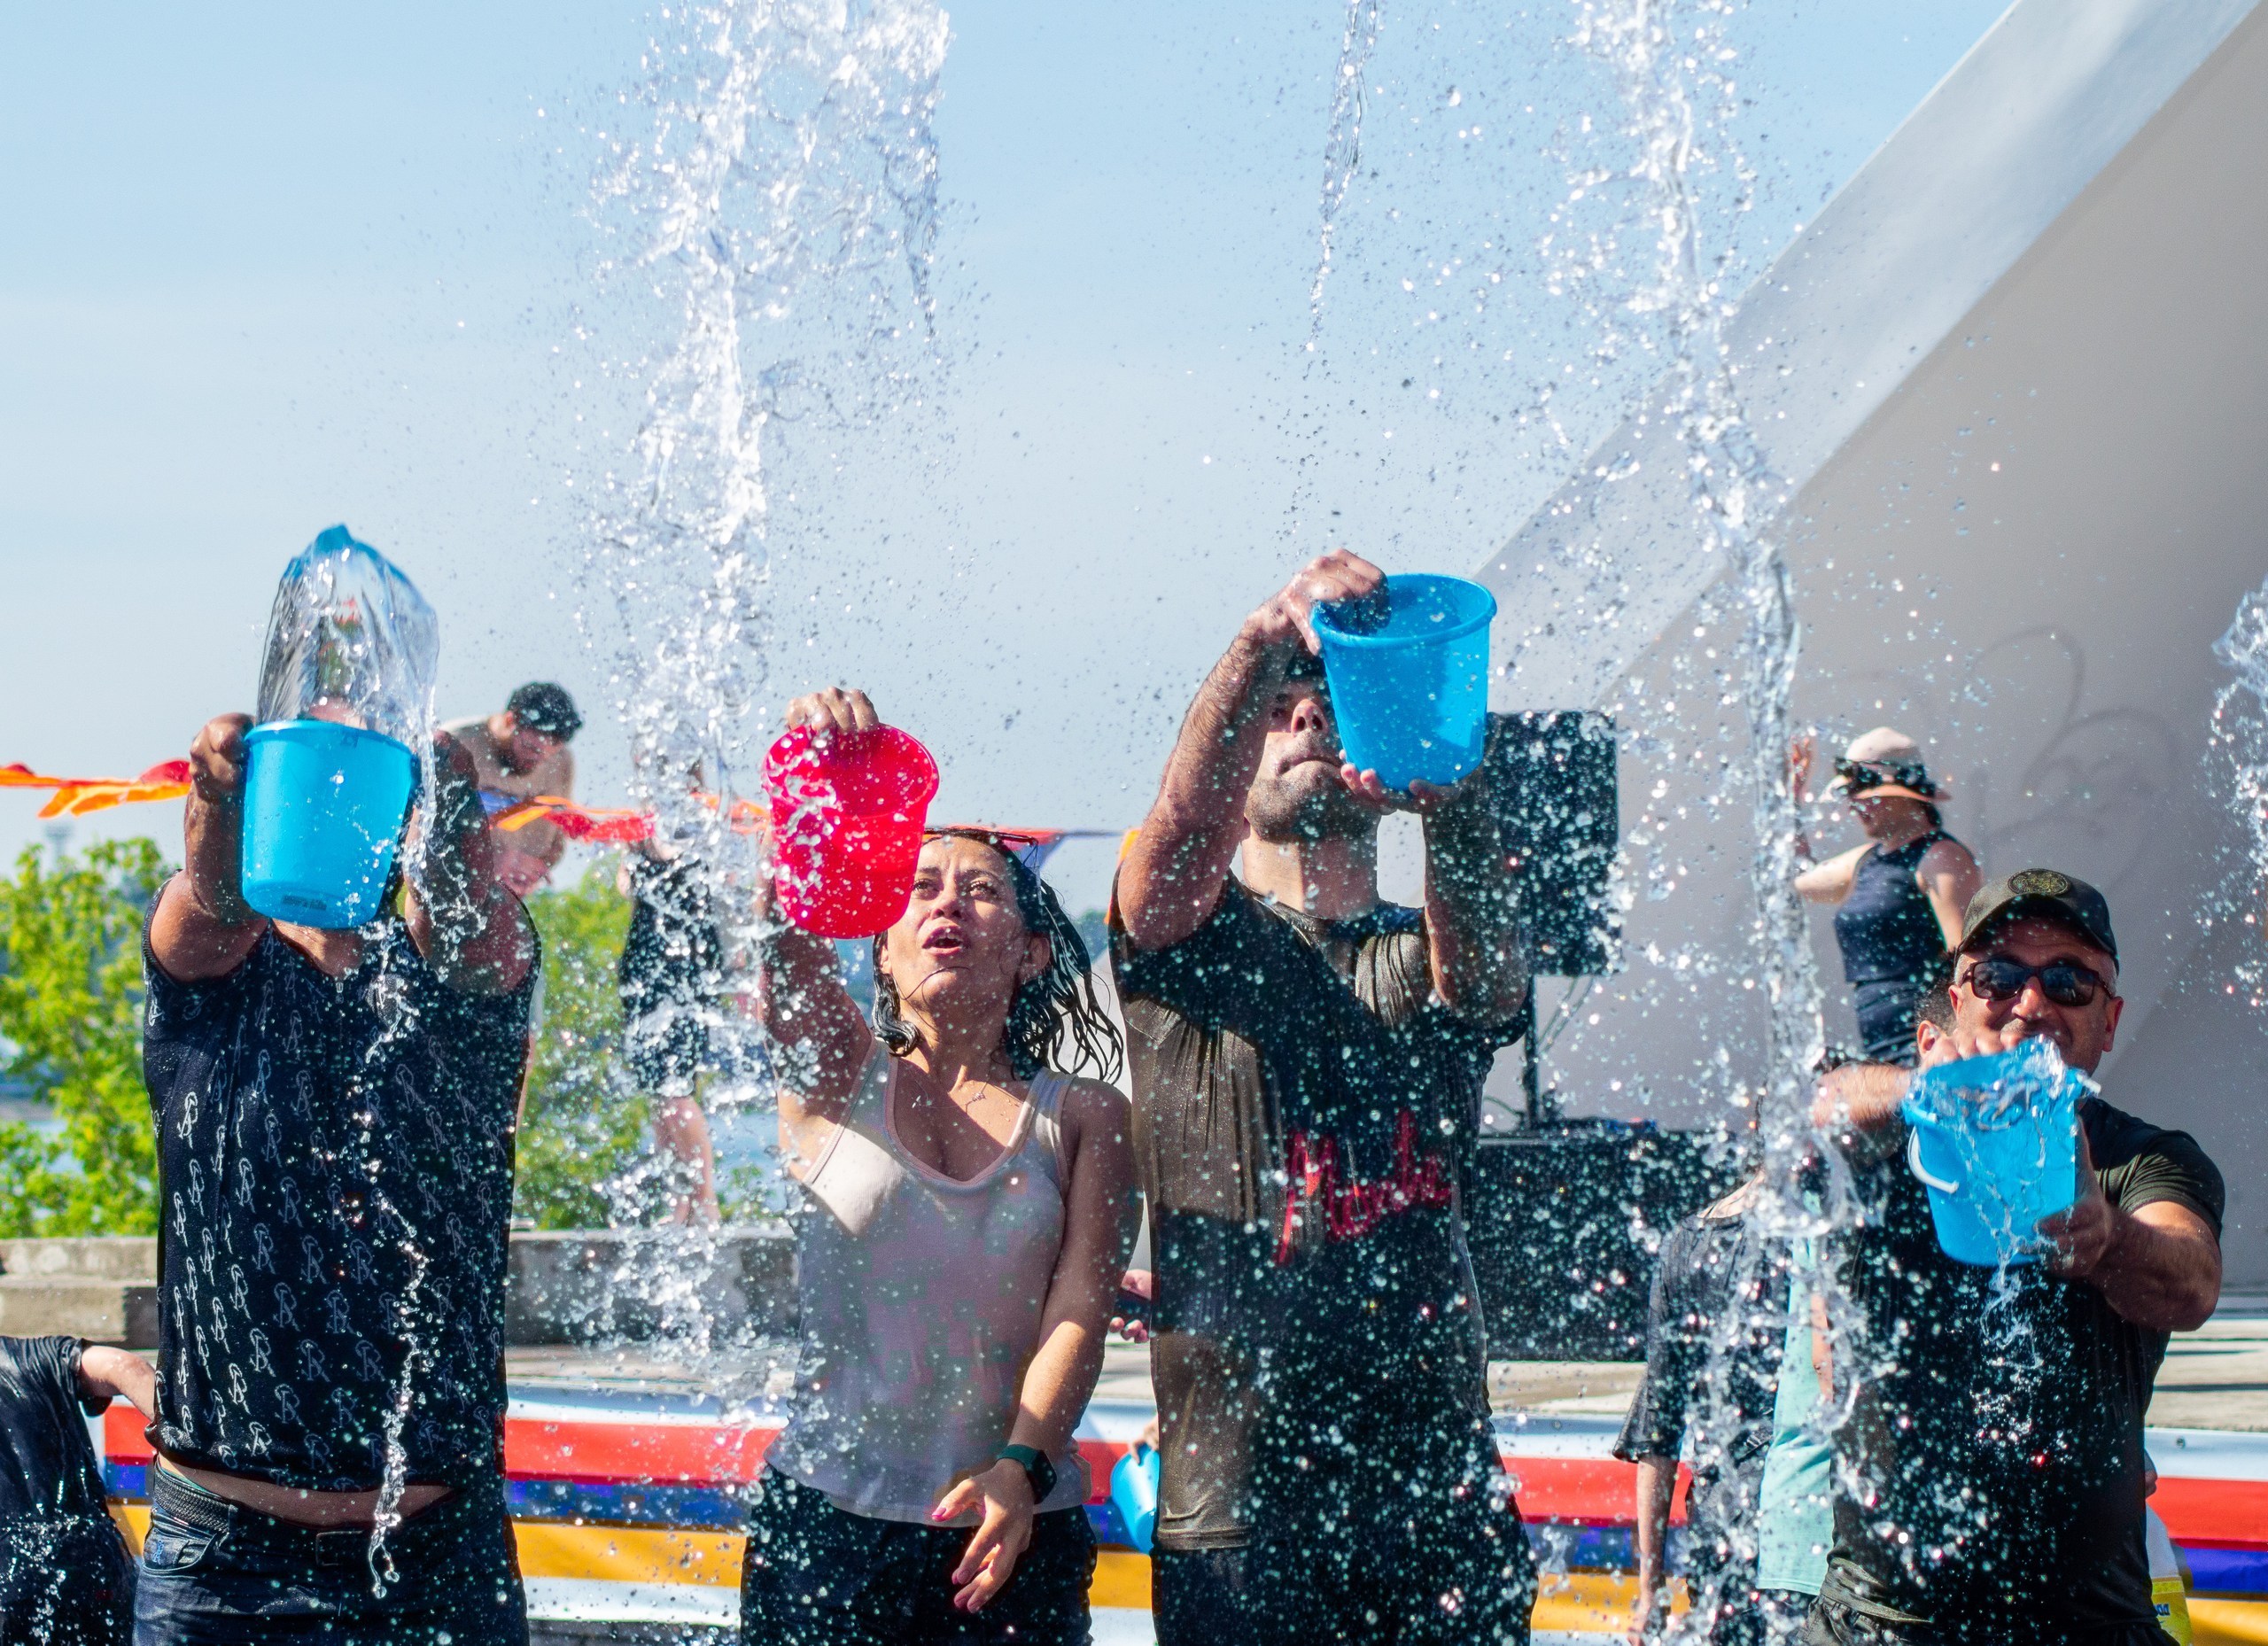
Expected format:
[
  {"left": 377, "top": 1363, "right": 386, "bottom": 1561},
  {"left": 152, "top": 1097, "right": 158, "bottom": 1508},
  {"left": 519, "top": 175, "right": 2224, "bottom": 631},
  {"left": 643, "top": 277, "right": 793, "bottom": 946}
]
[
  {"left": 1112, "top": 550, "right": 1535, "bottom": 1644},
  {"left": 1806, "top": 870, "right": 2222, "bottom": 1646},
  {"left": 136, "top": 529, "right": 539, "bottom": 1645}
]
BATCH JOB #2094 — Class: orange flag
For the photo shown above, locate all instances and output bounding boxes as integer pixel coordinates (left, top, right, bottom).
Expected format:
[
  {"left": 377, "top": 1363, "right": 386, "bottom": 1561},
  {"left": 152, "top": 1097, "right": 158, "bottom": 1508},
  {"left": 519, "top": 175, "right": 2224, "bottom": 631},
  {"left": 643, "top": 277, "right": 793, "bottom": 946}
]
[{"left": 0, "top": 761, "right": 193, "bottom": 819}]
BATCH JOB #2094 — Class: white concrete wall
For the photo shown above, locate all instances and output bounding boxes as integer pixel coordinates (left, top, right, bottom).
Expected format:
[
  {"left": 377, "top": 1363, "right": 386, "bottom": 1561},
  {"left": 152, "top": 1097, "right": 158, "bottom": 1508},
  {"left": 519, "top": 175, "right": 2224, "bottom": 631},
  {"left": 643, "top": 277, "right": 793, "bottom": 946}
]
[{"left": 1494, "top": 8, "right": 2268, "bottom": 1281}]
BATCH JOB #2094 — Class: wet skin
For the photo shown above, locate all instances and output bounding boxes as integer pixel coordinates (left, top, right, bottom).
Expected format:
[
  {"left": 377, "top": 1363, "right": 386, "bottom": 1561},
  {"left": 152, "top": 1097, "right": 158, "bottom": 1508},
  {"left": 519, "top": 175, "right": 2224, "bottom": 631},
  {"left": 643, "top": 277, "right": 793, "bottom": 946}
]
[{"left": 754, "top": 686, "right": 1138, "bottom": 1613}]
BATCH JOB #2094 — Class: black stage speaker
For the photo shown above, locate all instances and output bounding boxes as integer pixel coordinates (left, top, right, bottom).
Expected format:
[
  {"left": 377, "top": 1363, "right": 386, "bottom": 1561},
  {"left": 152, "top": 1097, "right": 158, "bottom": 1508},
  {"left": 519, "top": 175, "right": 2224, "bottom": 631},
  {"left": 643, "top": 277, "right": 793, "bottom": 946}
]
[
  {"left": 1486, "top": 711, "right": 1619, "bottom": 976},
  {"left": 1465, "top": 1122, "right": 1735, "bottom": 1360}
]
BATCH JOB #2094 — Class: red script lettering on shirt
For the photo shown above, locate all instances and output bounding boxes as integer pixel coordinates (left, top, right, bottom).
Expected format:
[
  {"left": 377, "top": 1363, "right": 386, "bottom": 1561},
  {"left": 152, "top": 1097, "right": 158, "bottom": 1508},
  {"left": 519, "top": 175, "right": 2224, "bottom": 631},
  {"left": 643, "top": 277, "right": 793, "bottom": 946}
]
[{"left": 1275, "top": 1108, "right": 1454, "bottom": 1264}]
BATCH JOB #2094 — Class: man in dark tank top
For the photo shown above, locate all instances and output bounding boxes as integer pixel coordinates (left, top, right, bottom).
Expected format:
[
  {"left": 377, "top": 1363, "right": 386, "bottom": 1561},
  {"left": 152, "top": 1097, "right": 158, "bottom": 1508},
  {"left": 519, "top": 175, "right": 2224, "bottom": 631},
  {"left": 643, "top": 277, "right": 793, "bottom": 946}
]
[
  {"left": 137, "top": 712, "right": 538, "bottom": 1645},
  {"left": 1112, "top": 551, "right": 1536, "bottom": 1645}
]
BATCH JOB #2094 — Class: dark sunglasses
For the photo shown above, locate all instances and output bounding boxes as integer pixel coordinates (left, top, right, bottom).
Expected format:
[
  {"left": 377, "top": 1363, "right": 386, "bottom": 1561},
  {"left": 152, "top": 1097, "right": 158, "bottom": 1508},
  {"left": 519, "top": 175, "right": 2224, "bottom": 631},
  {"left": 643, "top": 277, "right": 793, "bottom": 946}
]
[
  {"left": 1833, "top": 757, "right": 1938, "bottom": 798},
  {"left": 1959, "top": 955, "right": 2110, "bottom": 1009}
]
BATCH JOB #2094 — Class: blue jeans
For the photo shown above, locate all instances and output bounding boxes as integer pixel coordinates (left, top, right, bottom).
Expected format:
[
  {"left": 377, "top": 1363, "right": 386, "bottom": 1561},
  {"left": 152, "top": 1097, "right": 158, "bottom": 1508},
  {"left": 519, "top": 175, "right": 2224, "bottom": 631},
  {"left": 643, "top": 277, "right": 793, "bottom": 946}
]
[{"left": 133, "top": 1466, "right": 526, "bottom": 1646}]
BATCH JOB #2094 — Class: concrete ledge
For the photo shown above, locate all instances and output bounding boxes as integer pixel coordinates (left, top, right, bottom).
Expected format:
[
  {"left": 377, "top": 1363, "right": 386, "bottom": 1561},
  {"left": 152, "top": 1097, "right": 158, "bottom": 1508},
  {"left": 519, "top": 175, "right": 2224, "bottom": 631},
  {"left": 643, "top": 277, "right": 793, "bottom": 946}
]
[
  {"left": 505, "top": 1228, "right": 795, "bottom": 1347},
  {"left": 0, "top": 1277, "right": 159, "bottom": 1345},
  {"left": 0, "top": 1229, "right": 797, "bottom": 1349},
  {"left": 0, "top": 1237, "right": 156, "bottom": 1282}
]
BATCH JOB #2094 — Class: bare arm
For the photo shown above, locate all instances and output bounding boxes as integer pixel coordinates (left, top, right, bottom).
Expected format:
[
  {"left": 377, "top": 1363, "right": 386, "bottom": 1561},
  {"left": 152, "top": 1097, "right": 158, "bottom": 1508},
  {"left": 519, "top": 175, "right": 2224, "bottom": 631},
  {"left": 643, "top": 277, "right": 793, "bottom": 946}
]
[
  {"left": 1811, "top": 1060, "right": 1913, "bottom": 1139},
  {"left": 1794, "top": 842, "right": 1869, "bottom": 906},
  {"left": 754, "top": 688, "right": 885, "bottom": 1165},
  {"left": 528, "top": 746, "right": 576, "bottom": 872},
  {"left": 2041, "top": 1128, "right": 2223, "bottom": 1332},
  {"left": 1630, "top": 1454, "right": 1677, "bottom": 1641},
  {"left": 932, "top": 1079, "right": 1139, "bottom": 1610},
  {"left": 79, "top": 1344, "right": 156, "bottom": 1423},
  {"left": 405, "top": 731, "right": 537, "bottom": 996},
  {"left": 1116, "top": 552, "right": 1385, "bottom": 953},
  {"left": 1916, "top": 838, "right": 1983, "bottom": 949},
  {"left": 1420, "top": 770, "right": 1526, "bottom": 1021},
  {"left": 148, "top": 715, "right": 268, "bottom": 982}
]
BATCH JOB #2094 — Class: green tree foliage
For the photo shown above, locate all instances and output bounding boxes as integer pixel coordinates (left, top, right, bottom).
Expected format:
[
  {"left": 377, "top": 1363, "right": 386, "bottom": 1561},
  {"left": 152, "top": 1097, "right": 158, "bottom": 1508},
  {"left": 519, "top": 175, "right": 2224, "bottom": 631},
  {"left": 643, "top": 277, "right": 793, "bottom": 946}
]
[
  {"left": 0, "top": 839, "right": 170, "bottom": 1235},
  {"left": 515, "top": 866, "right": 649, "bottom": 1229}
]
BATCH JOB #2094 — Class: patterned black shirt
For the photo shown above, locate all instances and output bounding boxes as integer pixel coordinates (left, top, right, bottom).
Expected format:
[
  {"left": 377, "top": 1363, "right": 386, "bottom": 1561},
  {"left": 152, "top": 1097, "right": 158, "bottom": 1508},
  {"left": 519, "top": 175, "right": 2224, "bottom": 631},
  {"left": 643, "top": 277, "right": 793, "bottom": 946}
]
[{"left": 141, "top": 916, "right": 534, "bottom": 1491}]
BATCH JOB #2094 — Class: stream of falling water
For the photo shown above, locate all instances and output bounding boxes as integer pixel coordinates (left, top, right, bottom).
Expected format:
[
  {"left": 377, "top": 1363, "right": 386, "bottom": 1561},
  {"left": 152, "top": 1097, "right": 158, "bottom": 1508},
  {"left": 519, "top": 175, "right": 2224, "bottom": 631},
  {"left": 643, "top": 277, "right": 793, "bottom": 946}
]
[
  {"left": 1306, "top": 0, "right": 1384, "bottom": 351},
  {"left": 582, "top": 0, "right": 946, "bottom": 1344},
  {"left": 1555, "top": 0, "right": 1837, "bottom": 1628},
  {"left": 2212, "top": 574, "right": 2268, "bottom": 1007}
]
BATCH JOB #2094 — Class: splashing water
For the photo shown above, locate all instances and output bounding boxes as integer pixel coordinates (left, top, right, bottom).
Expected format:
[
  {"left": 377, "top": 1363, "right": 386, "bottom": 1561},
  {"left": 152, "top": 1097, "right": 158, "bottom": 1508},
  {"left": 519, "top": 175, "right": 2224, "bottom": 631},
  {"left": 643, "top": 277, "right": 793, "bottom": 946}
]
[
  {"left": 592, "top": 0, "right": 947, "bottom": 790},
  {"left": 2211, "top": 575, "right": 2268, "bottom": 1006},
  {"left": 1305, "top": 0, "right": 1383, "bottom": 350},
  {"left": 575, "top": 0, "right": 947, "bottom": 1340},
  {"left": 1550, "top": 1, "right": 1842, "bottom": 1629}
]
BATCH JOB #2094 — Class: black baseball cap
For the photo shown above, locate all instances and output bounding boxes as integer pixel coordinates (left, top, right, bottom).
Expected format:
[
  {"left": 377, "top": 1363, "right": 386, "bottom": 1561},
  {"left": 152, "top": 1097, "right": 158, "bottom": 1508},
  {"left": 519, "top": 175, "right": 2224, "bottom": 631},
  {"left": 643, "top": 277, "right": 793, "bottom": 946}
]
[
  {"left": 1957, "top": 867, "right": 2119, "bottom": 967},
  {"left": 507, "top": 681, "right": 583, "bottom": 741}
]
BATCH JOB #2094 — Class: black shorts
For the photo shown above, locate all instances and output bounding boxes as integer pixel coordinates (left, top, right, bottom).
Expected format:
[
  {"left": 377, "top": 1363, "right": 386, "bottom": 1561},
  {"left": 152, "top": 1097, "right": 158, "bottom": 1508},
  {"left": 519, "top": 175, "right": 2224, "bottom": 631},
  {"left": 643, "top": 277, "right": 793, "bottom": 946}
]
[
  {"left": 740, "top": 1468, "right": 1097, "bottom": 1646},
  {"left": 1153, "top": 1442, "right": 1535, "bottom": 1646}
]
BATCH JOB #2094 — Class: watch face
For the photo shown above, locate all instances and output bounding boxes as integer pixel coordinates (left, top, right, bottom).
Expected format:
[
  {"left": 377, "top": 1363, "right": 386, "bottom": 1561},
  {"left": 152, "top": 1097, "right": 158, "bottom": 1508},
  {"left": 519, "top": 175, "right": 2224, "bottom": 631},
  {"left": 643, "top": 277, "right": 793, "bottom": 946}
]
[{"left": 1027, "top": 1455, "right": 1057, "bottom": 1501}]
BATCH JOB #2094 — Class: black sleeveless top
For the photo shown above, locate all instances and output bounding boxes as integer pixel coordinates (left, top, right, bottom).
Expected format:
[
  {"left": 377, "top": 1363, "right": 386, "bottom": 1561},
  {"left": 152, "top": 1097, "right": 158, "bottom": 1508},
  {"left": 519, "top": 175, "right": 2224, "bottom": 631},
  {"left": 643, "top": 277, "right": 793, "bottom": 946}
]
[
  {"left": 1832, "top": 831, "right": 1954, "bottom": 986},
  {"left": 141, "top": 916, "right": 535, "bottom": 1491}
]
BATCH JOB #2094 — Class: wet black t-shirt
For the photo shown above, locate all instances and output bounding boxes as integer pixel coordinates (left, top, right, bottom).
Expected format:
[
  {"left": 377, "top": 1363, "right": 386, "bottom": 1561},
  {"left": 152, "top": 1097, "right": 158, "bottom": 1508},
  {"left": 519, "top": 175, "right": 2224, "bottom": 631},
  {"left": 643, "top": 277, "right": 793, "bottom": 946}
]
[
  {"left": 1111, "top": 880, "right": 1516, "bottom": 1553},
  {"left": 0, "top": 1334, "right": 133, "bottom": 1637},
  {"left": 0, "top": 1335, "right": 113, "bottom": 1521},
  {"left": 141, "top": 917, "right": 535, "bottom": 1491},
  {"left": 1822, "top": 1097, "right": 2223, "bottom": 1641}
]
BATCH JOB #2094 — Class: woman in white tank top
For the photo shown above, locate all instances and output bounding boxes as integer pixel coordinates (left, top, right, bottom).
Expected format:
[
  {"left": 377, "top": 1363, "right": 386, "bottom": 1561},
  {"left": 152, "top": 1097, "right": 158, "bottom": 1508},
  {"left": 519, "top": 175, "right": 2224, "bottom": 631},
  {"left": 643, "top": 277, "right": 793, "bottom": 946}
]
[{"left": 743, "top": 687, "right": 1138, "bottom": 1646}]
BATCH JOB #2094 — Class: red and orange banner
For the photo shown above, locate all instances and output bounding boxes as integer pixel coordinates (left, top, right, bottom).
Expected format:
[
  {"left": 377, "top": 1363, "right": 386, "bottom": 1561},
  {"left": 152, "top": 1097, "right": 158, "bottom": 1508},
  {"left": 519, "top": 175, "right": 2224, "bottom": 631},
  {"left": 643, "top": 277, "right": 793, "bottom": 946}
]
[
  {"left": 4, "top": 762, "right": 1120, "bottom": 871},
  {"left": 0, "top": 761, "right": 193, "bottom": 819}
]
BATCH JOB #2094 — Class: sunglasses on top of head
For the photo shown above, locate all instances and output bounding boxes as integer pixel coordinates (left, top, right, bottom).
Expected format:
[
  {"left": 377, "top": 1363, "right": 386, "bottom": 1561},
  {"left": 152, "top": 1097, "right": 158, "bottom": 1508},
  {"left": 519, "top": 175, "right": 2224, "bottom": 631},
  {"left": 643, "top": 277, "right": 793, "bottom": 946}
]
[
  {"left": 1958, "top": 955, "right": 2111, "bottom": 1009},
  {"left": 1832, "top": 757, "right": 1936, "bottom": 798}
]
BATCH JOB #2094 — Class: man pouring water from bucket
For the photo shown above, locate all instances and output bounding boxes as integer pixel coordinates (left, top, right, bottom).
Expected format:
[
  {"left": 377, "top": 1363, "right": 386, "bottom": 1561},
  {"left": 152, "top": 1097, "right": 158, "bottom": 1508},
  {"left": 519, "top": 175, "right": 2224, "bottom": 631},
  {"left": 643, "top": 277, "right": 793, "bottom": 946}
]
[
  {"left": 137, "top": 527, "right": 538, "bottom": 1644},
  {"left": 1112, "top": 550, "right": 1536, "bottom": 1645},
  {"left": 1806, "top": 869, "right": 2221, "bottom": 1646}
]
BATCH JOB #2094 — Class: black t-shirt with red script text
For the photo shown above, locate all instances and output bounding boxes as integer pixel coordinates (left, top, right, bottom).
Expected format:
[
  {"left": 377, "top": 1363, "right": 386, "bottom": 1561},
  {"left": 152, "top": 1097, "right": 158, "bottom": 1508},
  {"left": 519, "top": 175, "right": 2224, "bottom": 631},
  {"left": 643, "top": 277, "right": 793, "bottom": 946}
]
[{"left": 1111, "top": 881, "right": 1516, "bottom": 1554}]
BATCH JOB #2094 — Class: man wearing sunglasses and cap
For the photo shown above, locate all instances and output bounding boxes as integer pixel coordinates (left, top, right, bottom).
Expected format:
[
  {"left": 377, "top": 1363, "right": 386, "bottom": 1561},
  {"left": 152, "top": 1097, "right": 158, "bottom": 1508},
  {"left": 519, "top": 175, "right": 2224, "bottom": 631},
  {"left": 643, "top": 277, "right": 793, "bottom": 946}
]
[{"left": 1805, "top": 870, "right": 2223, "bottom": 1646}]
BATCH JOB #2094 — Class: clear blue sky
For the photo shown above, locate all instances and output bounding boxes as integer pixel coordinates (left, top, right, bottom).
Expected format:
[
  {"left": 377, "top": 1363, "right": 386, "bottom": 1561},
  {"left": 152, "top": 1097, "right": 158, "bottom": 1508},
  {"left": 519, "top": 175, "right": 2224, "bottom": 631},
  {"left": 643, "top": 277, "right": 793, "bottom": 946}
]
[{"left": 0, "top": 0, "right": 2012, "bottom": 911}]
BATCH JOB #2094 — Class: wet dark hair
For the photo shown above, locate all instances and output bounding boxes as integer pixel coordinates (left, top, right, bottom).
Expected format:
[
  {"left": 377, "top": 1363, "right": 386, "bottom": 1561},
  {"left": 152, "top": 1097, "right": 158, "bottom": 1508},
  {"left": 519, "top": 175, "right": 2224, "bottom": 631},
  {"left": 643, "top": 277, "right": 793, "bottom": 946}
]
[
  {"left": 870, "top": 830, "right": 1123, "bottom": 1084},
  {"left": 508, "top": 681, "right": 583, "bottom": 741}
]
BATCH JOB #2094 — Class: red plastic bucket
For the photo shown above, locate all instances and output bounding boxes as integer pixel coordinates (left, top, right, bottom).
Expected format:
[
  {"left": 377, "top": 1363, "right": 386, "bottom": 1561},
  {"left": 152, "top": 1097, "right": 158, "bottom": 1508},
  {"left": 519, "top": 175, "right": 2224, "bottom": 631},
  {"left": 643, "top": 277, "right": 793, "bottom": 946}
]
[{"left": 764, "top": 725, "right": 941, "bottom": 938}]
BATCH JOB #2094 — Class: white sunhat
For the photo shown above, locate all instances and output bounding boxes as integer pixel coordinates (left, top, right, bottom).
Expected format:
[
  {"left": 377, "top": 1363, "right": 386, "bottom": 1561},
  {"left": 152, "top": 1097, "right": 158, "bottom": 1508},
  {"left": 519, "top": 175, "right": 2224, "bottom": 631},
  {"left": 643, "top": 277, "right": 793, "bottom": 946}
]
[{"left": 1828, "top": 726, "right": 1950, "bottom": 804}]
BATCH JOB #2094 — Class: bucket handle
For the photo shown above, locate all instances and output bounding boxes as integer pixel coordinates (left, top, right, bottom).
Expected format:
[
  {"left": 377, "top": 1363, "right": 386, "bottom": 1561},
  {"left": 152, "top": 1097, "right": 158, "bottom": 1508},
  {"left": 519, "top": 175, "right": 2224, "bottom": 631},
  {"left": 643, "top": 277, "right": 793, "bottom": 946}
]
[{"left": 1906, "top": 1122, "right": 1962, "bottom": 1196}]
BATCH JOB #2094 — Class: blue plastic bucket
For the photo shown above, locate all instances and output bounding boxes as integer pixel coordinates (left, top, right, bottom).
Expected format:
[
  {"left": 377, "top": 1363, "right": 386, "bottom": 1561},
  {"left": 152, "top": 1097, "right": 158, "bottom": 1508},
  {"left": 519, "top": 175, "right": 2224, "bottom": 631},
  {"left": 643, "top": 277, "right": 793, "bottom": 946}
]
[
  {"left": 1109, "top": 1445, "right": 1159, "bottom": 1554},
  {"left": 240, "top": 720, "right": 419, "bottom": 929},
  {"left": 1901, "top": 1040, "right": 2085, "bottom": 1268},
  {"left": 1310, "top": 574, "right": 1497, "bottom": 791}
]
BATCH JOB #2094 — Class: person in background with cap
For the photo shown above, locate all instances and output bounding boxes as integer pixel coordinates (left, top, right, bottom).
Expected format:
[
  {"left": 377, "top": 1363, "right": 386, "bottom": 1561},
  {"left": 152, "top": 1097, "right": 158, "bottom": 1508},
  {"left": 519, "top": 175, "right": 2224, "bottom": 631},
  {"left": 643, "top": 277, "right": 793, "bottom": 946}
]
[
  {"left": 1805, "top": 869, "right": 2222, "bottom": 1646},
  {"left": 1791, "top": 728, "right": 1981, "bottom": 1063},
  {"left": 443, "top": 682, "right": 585, "bottom": 899}
]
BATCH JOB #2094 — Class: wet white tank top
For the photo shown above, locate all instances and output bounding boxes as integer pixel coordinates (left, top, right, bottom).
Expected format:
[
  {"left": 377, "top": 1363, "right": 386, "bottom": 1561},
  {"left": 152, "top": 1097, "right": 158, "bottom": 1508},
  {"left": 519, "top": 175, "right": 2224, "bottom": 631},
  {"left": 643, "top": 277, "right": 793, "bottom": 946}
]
[{"left": 765, "top": 1045, "right": 1089, "bottom": 1523}]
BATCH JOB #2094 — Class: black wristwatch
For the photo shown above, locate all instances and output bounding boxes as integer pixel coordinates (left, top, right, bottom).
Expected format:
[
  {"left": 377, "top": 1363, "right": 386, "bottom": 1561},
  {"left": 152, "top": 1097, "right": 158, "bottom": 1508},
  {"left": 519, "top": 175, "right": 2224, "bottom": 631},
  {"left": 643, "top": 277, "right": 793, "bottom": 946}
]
[{"left": 998, "top": 1443, "right": 1056, "bottom": 1502}]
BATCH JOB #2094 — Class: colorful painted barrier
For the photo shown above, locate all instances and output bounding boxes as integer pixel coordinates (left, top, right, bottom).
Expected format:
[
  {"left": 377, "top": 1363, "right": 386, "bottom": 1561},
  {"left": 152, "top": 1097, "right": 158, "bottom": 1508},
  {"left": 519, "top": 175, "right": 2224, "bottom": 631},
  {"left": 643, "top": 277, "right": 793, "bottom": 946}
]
[{"left": 96, "top": 1396, "right": 2268, "bottom": 1642}]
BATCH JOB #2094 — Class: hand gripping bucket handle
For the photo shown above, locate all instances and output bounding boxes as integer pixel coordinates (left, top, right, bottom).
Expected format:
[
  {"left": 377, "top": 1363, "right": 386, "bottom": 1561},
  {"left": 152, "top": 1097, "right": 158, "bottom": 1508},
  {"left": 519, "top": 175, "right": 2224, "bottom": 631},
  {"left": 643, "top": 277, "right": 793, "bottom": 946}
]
[{"left": 1906, "top": 1116, "right": 1961, "bottom": 1196}]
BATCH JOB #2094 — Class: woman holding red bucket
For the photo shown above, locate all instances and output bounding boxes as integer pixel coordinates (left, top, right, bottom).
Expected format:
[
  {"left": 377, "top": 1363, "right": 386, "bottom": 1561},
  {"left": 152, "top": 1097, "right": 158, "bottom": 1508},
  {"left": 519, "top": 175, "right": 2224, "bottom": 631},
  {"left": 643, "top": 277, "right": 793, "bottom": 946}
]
[{"left": 742, "top": 687, "right": 1138, "bottom": 1646}]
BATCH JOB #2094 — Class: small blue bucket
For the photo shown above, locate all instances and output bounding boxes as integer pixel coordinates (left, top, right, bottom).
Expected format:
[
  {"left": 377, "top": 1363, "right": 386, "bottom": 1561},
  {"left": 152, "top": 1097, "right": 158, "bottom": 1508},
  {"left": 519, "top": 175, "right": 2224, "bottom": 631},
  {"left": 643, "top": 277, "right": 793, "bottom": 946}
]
[
  {"left": 1109, "top": 1445, "right": 1159, "bottom": 1554},
  {"left": 240, "top": 720, "right": 419, "bottom": 930},
  {"left": 1901, "top": 1040, "right": 2087, "bottom": 1268},
  {"left": 1311, "top": 574, "right": 1497, "bottom": 791}
]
